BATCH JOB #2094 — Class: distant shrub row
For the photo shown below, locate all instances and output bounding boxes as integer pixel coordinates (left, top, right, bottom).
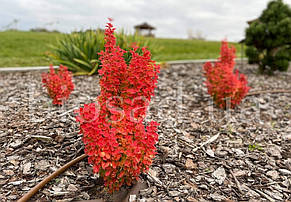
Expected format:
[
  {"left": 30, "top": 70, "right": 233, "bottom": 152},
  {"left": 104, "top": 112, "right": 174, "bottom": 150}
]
[{"left": 30, "top": 28, "right": 61, "bottom": 33}]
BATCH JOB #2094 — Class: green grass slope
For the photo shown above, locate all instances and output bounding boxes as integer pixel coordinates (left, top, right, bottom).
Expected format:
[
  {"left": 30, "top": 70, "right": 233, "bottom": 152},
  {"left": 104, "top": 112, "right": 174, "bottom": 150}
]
[
  {"left": 0, "top": 31, "right": 242, "bottom": 67},
  {"left": 150, "top": 38, "right": 243, "bottom": 61},
  {"left": 0, "top": 31, "right": 60, "bottom": 67}
]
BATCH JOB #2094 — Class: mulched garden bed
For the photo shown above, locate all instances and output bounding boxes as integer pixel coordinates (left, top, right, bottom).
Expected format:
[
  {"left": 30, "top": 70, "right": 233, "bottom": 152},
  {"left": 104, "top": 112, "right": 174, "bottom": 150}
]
[{"left": 0, "top": 63, "right": 290, "bottom": 201}]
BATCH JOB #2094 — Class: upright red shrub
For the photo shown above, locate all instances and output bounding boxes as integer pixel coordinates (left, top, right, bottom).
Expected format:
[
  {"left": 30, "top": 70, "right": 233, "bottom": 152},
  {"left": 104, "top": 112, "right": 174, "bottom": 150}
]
[
  {"left": 41, "top": 65, "right": 74, "bottom": 105},
  {"left": 203, "top": 41, "right": 250, "bottom": 109},
  {"left": 76, "top": 20, "right": 160, "bottom": 192}
]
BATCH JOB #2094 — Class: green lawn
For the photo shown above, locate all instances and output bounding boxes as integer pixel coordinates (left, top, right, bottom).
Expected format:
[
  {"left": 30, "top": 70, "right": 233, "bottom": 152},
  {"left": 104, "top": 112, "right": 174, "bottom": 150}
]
[
  {"left": 0, "top": 31, "right": 60, "bottom": 67},
  {"left": 151, "top": 38, "right": 243, "bottom": 61},
  {"left": 0, "top": 31, "right": 243, "bottom": 67}
]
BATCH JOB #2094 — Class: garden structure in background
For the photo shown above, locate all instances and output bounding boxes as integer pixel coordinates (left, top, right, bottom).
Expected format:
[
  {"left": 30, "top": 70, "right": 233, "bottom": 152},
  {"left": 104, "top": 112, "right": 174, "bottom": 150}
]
[{"left": 134, "top": 22, "right": 156, "bottom": 37}]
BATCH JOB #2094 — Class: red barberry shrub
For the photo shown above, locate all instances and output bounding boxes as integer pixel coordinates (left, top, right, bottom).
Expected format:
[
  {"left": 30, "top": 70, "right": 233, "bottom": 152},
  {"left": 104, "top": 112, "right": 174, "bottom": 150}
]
[
  {"left": 41, "top": 65, "right": 74, "bottom": 105},
  {"left": 203, "top": 40, "right": 250, "bottom": 109},
  {"left": 76, "top": 20, "right": 160, "bottom": 192}
]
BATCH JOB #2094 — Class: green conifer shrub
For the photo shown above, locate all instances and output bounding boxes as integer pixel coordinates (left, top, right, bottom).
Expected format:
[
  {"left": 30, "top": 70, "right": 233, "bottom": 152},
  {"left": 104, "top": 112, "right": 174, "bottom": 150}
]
[{"left": 245, "top": 0, "right": 291, "bottom": 74}]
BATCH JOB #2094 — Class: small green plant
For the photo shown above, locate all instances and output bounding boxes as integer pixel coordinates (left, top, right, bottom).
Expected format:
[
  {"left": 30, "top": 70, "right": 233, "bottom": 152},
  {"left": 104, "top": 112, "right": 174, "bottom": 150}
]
[
  {"left": 271, "top": 121, "right": 277, "bottom": 129},
  {"left": 204, "top": 168, "right": 211, "bottom": 173},
  {"left": 54, "top": 178, "right": 60, "bottom": 184},
  {"left": 226, "top": 124, "right": 234, "bottom": 135},
  {"left": 47, "top": 29, "right": 156, "bottom": 75},
  {"left": 248, "top": 144, "right": 263, "bottom": 152}
]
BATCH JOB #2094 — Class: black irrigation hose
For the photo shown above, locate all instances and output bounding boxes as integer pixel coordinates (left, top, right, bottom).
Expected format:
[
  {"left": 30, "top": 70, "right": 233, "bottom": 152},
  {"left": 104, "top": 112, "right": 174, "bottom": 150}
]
[{"left": 17, "top": 154, "right": 87, "bottom": 202}]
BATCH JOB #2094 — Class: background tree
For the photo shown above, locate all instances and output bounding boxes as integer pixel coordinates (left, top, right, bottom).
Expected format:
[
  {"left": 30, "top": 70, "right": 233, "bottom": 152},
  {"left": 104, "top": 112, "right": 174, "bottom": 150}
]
[{"left": 245, "top": 0, "right": 291, "bottom": 74}]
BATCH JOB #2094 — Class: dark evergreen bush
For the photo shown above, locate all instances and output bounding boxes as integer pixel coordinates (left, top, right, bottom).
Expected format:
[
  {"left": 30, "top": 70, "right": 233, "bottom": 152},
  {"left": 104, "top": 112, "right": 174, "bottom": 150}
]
[{"left": 245, "top": 0, "right": 291, "bottom": 74}]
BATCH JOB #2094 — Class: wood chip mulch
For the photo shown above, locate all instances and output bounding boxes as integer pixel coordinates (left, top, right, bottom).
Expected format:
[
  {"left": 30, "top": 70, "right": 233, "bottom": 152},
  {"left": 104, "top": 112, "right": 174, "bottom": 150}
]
[{"left": 0, "top": 62, "right": 290, "bottom": 201}]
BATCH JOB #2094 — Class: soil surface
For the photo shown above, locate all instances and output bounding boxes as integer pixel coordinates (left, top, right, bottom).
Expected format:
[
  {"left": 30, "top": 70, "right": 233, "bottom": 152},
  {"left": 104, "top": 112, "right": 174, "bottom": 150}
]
[{"left": 0, "top": 63, "right": 290, "bottom": 202}]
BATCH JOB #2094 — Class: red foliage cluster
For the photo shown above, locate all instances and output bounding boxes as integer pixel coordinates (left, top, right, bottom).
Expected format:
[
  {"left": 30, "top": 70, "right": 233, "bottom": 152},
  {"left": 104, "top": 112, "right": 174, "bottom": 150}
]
[
  {"left": 76, "top": 20, "right": 160, "bottom": 192},
  {"left": 42, "top": 65, "right": 74, "bottom": 105},
  {"left": 203, "top": 41, "right": 250, "bottom": 109}
]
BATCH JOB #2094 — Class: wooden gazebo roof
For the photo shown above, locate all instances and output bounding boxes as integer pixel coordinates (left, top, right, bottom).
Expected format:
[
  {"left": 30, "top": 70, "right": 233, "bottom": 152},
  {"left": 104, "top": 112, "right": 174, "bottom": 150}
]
[
  {"left": 247, "top": 18, "right": 259, "bottom": 25},
  {"left": 134, "top": 22, "right": 155, "bottom": 30},
  {"left": 239, "top": 18, "right": 260, "bottom": 43}
]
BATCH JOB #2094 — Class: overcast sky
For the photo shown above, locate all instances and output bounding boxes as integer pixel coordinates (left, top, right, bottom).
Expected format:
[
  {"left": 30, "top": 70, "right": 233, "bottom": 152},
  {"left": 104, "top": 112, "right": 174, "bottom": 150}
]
[{"left": 0, "top": 0, "right": 290, "bottom": 41}]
